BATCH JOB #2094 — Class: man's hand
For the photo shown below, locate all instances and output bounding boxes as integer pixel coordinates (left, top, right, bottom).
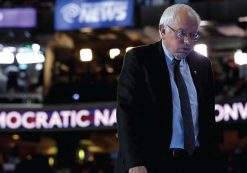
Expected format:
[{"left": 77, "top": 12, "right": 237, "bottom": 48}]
[{"left": 129, "top": 166, "right": 148, "bottom": 173}]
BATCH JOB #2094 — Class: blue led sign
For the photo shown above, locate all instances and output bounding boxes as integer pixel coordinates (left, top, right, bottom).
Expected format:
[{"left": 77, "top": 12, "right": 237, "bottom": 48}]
[{"left": 55, "top": 0, "right": 134, "bottom": 30}]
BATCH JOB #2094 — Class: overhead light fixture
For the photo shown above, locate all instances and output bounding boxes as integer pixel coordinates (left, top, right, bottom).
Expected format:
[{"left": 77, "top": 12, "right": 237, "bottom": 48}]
[
  {"left": 16, "top": 52, "right": 45, "bottom": 64},
  {"left": 194, "top": 44, "right": 208, "bottom": 57},
  {"left": 234, "top": 49, "right": 247, "bottom": 65},
  {"left": 80, "top": 48, "right": 93, "bottom": 62},
  {"left": 3, "top": 47, "right": 16, "bottom": 52},
  {"left": 32, "top": 43, "right": 41, "bottom": 52},
  {"left": 109, "top": 48, "right": 120, "bottom": 59},
  {"left": 0, "top": 51, "right": 15, "bottom": 64}
]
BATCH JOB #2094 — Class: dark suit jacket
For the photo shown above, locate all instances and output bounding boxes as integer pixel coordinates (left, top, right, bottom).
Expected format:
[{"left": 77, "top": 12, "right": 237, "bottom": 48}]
[{"left": 115, "top": 41, "right": 217, "bottom": 173}]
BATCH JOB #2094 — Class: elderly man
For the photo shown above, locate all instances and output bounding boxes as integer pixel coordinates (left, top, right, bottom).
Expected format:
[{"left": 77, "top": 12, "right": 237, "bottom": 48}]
[{"left": 115, "top": 4, "right": 218, "bottom": 173}]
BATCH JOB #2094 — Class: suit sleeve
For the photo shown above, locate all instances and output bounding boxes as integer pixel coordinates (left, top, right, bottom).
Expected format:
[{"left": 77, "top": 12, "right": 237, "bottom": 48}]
[{"left": 116, "top": 49, "right": 144, "bottom": 171}]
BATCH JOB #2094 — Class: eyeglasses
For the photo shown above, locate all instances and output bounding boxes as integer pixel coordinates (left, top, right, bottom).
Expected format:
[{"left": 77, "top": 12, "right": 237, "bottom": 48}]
[{"left": 166, "top": 25, "right": 200, "bottom": 41}]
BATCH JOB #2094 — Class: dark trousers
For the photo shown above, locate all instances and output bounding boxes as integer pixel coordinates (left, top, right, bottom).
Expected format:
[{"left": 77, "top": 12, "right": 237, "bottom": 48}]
[
  {"left": 114, "top": 149, "right": 221, "bottom": 173},
  {"left": 164, "top": 149, "right": 217, "bottom": 173}
]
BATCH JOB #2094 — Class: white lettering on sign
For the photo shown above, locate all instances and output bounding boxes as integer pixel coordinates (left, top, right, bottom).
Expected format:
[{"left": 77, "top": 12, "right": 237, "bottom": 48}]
[
  {"left": 49, "top": 111, "right": 63, "bottom": 128},
  {"left": 61, "top": 3, "right": 80, "bottom": 23},
  {"left": 61, "top": 1, "right": 128, "bottom": 24},
  {"left": 76, "top": 110, "right": 90, "bottom": 127},
  {"left": 60, "top": 110, "right": 71, "bottom": 128},
  {"left": 7, "top": 112, "right": 22, "bottom": 129},
  {"left": 215, "top": 102, "right": 247, "bottom": 122},
  {"left": 94, "top": 109, "right": 116, "bottom": 127},
  {"left": 0, "top": 109, "right": 117, "bottom": 130},
  {"left": 22, "top": 111, "right": 35, "bottom": 129},
  {"left": 36, "top": 111, "right": 48, "bottom": 128}
]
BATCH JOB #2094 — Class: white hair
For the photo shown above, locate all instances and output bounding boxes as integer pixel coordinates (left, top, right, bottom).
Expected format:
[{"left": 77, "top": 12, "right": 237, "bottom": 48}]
[{"left": 159, "top": 4, "right": 201, "bottom": 37}]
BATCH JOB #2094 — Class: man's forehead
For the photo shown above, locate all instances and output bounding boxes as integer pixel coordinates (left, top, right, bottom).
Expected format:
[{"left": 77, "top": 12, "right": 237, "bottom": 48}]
[
  {"left": 175, "top": 10, "right": 197, "bottom": 22},
  {"left": 173, "top": 12, "right": 199, "bottom": 30}
]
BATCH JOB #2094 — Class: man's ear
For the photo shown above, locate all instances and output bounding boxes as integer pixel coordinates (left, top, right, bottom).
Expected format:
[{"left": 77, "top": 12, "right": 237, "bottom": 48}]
[
  {"left": 162, "top": 29, "right": 165, "bottom": 34},
  {"left": 159, "top": 25, "right": 165, "bottom": 35},
  {"left": 159, "top": 25, "right": 163, "bottom": 31}
]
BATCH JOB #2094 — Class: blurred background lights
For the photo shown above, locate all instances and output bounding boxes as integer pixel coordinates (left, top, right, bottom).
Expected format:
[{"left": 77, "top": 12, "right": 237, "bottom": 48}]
[
  {"left": 80, "top": 48, "right": 93, "bottom": 62},
  {"left": 16, "top": 52, "right": 45, "bottom": 64},
  {"left": 0, "top": 51, "right": 15, "bottom": 64},
  {"left": 78, "top": 149, "right": 85, "bottom": 161},
  {"left": 88, "top": 154, "right": 94, "bottom": 162},
  {"left": 3, "top": 46, "right": 16, "bottom": 53},
  {"left": 35, "top": 63, "right": 43, "bottom": 71},
  {"left": 72, "top": 93, "right": 80, "bottom": 100},
  {"left": 18, "top": 47, "right": 26, "bottom": 53},
  {"left": 109, "top": 48, "right": 120, "bottom": 59},
  {"left": 48, "top": 157, "right": 55, "bottom": 167},
  {"left": 12, "top": 134, "right": 20, "bottom": 140},
  {"left": 26, "top": 155, "right": 32, "bottom": 160},
  {"left": 194, "top": 44, "right": 208, "bottom": 57},
  {"left": 32, "top": 43, "right": 41, "bottom": 52},
  {"left": 18, "top": 64, "right": 28, "bottom": 70},
  {"left": 234, "top": 49, "right": 247, "bottom": 65},
  {"left": 238, "top": 16, "right": 247, "bottom": 22}
]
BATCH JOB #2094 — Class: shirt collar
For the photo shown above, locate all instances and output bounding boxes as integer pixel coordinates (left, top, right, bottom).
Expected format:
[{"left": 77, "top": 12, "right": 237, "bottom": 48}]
[{"left": 161, "top": 41, "right": 186, "bottom": 67}]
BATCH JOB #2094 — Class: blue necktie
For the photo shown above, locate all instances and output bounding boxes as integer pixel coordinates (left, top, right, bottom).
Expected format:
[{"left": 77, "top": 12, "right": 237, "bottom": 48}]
[{"left": 174, "top": 59, "right": 195, "bottom": 155}]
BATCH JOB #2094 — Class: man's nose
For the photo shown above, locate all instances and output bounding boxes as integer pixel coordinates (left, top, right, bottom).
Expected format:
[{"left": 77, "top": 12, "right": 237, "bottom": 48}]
[{"left": 183, "top": 35, "right": 192, "bottom": 45}]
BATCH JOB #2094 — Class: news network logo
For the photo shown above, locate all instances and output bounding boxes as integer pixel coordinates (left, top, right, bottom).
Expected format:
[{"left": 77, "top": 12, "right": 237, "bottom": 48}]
[{"left": 61, "top": 1, "right": 129, "bottom": 24}]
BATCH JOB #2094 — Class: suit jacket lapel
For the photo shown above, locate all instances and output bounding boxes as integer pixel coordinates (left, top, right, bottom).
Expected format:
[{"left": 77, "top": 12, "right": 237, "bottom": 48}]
[
  {"left": 186, "top": 54, "right": 203, "bottom": 104},
  {"left": 147, "top": 41, "right": 173, "bottom": 136},
  {"left": 151, "top": 41, "right": 172, "bottom": 108},
  {"left": 187, "top": 55, "right": 199, "bottom": 85}
]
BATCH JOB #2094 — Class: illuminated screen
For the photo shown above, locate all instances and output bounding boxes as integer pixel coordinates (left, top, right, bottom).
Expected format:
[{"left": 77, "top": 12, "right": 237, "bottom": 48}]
[{"left": 0, "top": 8, "right": 36, "bottom": 28}]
